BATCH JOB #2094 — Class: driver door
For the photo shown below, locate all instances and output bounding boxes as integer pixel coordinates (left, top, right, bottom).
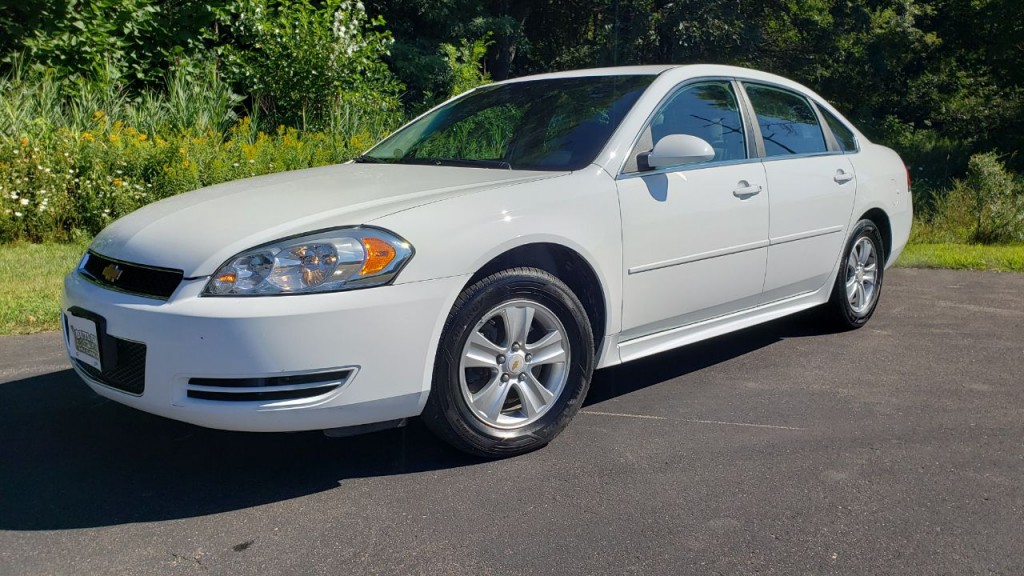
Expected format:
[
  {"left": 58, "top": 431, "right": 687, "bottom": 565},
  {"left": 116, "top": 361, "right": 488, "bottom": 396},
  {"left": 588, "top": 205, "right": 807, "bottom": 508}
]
[{"left": 616, "top": 80, "right": 770, "bottom": 340}]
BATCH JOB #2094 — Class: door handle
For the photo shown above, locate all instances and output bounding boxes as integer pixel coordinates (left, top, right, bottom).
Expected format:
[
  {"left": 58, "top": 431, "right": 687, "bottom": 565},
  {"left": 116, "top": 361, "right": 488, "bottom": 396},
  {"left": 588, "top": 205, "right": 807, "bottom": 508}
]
[
  {"left": 834, "top": 170, "right": 855, "bottom": 184},
  {"left": 733, "top": 182, "right": 762, "bottom": 198}
]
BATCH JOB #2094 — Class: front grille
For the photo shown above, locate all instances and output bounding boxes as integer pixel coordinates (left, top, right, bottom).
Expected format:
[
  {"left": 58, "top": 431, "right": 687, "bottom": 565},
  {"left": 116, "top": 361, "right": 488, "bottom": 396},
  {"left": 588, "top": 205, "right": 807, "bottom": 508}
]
[
  {"left": 73, "top": 336, "right": 147, "bottom": 395},
  {"left": 80, "top": 251, "right": 183, "bottom": 299},
  {"left": 187, "top": 369, "right": 353, "bottom": 402}
]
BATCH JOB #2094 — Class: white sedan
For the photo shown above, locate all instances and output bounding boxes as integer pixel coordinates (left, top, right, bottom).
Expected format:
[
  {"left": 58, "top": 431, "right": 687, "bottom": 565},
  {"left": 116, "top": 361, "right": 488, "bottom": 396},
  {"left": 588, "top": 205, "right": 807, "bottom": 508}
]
[{"left": 63, "top": 64, "right": 912, "bottom": 457}]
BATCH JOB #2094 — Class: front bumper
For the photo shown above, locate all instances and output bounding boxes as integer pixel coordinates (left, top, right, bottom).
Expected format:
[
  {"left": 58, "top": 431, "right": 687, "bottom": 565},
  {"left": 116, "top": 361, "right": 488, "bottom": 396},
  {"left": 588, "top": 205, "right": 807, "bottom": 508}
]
[{"left": 62, "top": 271, "right": 466, "bottom": 432}]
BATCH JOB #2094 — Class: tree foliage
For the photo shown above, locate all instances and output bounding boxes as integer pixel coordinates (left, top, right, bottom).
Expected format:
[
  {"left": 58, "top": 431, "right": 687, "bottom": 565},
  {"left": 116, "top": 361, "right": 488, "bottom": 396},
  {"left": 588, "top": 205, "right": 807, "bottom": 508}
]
[
  {"left": 1, "top": 0, "right": 1021, "bottom": 179},
  {"left": 370, "top": 0, "right": 1022, "bottom": 177},
  {"left": 221, "top": 0, "right": 402, "bottom": 129}
]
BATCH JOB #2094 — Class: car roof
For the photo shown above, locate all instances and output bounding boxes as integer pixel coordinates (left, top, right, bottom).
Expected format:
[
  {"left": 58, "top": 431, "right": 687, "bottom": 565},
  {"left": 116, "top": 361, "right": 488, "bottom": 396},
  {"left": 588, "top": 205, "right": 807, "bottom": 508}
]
[
  {"left": 499, "top": 65, "right": 680, "bottom": 83},
  {"left": 499, "top": 64, "right": 804, "bottom": 91},
  {"left": 497, "top": 64, "right": 840, "bottom": 117}
]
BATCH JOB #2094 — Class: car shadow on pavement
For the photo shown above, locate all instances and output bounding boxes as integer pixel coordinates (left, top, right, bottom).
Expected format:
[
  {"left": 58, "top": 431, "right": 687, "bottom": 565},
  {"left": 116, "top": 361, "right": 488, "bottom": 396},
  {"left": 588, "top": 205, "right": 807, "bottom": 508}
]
[
  {"left": 0, "top": 369, "right": 477, "bottom": 531},
  {"left": 586, "top": 309, "right": 833, "bottom": 406},
  {"left": 0, "top": 311, "right": 833, "bottom": 531}
]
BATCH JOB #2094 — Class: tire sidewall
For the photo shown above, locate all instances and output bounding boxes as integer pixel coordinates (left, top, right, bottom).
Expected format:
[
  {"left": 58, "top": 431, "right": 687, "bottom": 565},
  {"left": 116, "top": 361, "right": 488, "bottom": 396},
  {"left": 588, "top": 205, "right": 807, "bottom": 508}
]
[
  {"left": 431, "top": 270, "right": 594, "bottom": 454},
  {"left": 835, "top": 220, "right": 885, "bottom": 327}
]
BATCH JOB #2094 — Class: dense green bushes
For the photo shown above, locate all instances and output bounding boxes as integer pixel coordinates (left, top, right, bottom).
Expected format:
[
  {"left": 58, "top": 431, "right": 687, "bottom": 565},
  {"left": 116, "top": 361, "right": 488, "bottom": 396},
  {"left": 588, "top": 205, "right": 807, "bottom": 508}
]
[
  {"left": 0, "top": 66, "right": 401, "bottom": 243},
  {"left": 1, "top": 0, "right": 1021, "bottom": 247},
  {"left": 0, "top": 0, "right": 415, "bottom": 243},
  {"left": 913, "top": 153, "right": 1024, "bottom": 245},
  {"left": 222, "top": 0, "right": 403, "bottom": 129},
  {"left": 0, "top": 119, "right": 392, "bottom": 243}
]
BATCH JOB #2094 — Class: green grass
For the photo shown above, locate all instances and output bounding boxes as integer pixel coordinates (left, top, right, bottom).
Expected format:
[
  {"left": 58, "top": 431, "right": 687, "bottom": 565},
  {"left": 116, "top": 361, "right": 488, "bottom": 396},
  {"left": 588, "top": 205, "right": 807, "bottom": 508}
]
[
  {"left": 0, "top": 242, "right": 86, "bottom": 335},
  {"left": 0, "top": 241, "right": 1020, "bottom": 337},
  {"left": 896, "top": 243, "right": 1024, "bottom": 272}
]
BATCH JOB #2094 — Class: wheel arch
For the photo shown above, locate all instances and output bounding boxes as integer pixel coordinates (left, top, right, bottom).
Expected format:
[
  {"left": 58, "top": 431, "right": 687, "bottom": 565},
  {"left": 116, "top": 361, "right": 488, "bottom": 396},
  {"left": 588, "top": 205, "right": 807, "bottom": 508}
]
[
  {"left": 464, "top": 242, "right": 608, "bottom": 355},
  {"left": 859, "top": 207, "right": 892, "bottom": 263}
]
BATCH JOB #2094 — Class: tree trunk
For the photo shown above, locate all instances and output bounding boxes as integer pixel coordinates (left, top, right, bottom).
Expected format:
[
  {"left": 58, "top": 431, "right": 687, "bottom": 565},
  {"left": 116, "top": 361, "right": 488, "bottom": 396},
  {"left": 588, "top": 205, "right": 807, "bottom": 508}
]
[{"left": 489, "top": 1, "right": 532, "bottom": 80}]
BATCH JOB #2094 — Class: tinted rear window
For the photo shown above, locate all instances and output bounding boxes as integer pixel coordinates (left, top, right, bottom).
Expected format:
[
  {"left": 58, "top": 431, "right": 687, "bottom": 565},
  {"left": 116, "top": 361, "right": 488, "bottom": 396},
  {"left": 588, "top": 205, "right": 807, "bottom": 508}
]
[{"left": 744, "top": 83, "right": 827, "bottom": 157}]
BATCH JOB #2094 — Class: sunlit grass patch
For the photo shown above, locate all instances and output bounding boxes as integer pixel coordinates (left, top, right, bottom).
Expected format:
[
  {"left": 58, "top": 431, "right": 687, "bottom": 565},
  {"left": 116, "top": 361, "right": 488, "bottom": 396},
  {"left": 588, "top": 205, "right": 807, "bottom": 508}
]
[
  {"left": 0, "top": 242, "right": 86, "bottom": 335},
  {"left": 896, "top": 243, "right": 1024, "bottom": 272}
]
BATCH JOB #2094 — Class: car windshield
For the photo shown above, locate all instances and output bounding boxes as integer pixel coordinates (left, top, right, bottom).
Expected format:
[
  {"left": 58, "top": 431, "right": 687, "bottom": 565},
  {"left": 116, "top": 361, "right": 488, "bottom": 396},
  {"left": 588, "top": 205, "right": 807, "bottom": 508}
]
[{"left": 361, "top": 75, "right": 655, "bottom": 171}]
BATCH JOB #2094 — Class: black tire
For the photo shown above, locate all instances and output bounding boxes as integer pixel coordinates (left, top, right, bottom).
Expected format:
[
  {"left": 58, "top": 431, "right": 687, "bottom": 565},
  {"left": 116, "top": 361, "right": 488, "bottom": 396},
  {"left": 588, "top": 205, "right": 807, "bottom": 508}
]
[
  {"left": 823, "top": 219, "right": 885, "bottom": 330},
  {"left": 422, "top": 267, "right": 594, "bottom": 458}
]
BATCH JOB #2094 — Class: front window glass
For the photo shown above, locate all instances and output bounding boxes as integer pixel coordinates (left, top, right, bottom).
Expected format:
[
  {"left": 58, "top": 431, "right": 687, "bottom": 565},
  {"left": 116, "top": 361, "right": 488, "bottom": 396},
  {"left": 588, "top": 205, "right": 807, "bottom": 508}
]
[
  {"left": 648, "top": 81, "right": 747, "bottom": 163},
  {"left": 363, "top": 76, "right": 655, "bottom": 171},
  {"left": 744, "top": 83, "right": 827, "bottom": 157}
]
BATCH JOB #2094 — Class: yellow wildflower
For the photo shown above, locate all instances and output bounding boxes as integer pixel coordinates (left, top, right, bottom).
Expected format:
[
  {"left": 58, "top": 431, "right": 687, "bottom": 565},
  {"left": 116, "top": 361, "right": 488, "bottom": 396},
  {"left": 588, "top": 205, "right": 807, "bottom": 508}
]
[
  {"left": 92, "top": 110, "right": 105, "bottom": 121},
  {"left": 19, "top": 137, "right": 29, "bottom": 147},
  {"left": 112, "top": 178, "right": 124, "bottom": 187},
  {"left": 109, "top": 134, "right": 120, "bottom": 143},
  {"left": 137, "top": 133, "right": 147, "bottom": 142},
  {"left": 81, "top": 132, "right": 95, "bottom": 142}
]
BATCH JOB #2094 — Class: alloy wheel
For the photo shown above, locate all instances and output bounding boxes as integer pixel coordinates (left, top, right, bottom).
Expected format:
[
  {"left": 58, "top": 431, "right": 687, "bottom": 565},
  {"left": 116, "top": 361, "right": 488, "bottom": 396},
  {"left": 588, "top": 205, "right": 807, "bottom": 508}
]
[
  {"left": 845, "top": 236, "right": 879, "bottom": 315},
  {"left": 459, "top": 300, "right": 570, "bottom": 429}
]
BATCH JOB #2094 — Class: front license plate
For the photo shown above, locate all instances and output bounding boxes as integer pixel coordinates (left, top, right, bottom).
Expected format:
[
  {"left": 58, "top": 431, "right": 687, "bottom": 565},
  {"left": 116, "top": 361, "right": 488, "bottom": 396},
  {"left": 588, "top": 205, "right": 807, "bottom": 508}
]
[{"left": 68, "top": 314, "right": 102, "bottom": 371}]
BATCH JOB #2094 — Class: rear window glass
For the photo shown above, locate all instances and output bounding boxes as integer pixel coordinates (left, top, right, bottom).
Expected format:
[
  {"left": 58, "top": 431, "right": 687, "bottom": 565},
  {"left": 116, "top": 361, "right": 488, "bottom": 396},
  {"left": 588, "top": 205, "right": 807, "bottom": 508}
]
[
  {"left": 820, "top": 107, "right": 858, "bottom": 152},
  {"left": 744, "top": 83, "right": 827, "bottom": 157}
]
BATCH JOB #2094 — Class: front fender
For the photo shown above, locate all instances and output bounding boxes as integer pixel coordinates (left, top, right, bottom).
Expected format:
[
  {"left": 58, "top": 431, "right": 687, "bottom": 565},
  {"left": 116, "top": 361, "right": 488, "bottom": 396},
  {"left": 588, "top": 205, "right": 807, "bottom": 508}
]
[{"left": 370, "top": 166, "right": 624, "bottom": 336}]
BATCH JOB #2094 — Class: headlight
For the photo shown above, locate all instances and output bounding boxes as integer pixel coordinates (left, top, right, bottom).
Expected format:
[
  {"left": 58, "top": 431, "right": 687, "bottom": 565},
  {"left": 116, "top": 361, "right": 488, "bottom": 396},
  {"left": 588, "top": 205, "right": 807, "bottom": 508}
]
[{"left": 203, "top": 227, "right": 414, "bottom": 296}]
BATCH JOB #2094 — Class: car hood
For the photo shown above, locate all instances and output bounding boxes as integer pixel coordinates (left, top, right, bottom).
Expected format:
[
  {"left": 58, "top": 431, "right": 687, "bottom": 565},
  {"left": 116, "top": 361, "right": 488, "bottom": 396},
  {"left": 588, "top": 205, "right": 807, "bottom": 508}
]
[{"left": 90, "top": 163, "right": 562, "bottom": 277}]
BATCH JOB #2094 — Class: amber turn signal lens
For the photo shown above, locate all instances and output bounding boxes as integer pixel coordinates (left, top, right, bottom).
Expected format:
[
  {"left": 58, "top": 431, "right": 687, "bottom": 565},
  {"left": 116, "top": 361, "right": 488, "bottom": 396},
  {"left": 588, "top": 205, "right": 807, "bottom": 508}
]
[
  {"left": 360, "top": 237, "right": 396, "bottom": 275},
  {"left": 216, "top": 273, "right": 237, "bottom": 284}
]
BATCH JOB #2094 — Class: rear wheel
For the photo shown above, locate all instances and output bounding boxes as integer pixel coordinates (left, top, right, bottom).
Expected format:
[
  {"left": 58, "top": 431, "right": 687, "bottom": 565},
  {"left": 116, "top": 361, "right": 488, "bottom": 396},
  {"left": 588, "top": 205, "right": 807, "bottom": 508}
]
[
  {"left": 823, "top": 219, "right": 885, "bottom": 329},
  {"left": 423, "top": 267, "right": 594, "bottom": 458}
]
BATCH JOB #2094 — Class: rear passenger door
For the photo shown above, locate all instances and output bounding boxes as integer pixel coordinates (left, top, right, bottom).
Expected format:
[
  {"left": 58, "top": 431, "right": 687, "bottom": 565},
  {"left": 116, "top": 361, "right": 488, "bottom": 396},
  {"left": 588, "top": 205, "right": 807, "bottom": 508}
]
[{"left": 741, "top": 82, "right": 857, "bottom": 303}]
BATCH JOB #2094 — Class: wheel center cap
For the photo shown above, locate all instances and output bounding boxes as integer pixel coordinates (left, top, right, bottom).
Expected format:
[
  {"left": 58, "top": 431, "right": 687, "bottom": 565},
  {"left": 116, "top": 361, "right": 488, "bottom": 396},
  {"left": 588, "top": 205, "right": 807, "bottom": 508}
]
[
  {"left": 856, "top": 266, "right": 865, "bottom": 282},
  {"left": 505, "top": 352, "right": 527, "bottom": 376}
]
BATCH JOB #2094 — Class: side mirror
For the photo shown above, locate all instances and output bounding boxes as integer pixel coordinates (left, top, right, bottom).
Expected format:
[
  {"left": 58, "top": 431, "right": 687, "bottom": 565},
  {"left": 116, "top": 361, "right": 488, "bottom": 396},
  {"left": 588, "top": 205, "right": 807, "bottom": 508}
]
[{"left": 645, "top": 134, "right": 715, "bottom": 169}]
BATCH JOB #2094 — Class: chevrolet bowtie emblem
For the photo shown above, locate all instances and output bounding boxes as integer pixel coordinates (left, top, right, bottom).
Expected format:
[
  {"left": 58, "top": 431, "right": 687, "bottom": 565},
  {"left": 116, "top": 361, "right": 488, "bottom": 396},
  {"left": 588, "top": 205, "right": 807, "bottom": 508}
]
[{"left": 102, "top": 263, "right": 123, "bottom": 283}]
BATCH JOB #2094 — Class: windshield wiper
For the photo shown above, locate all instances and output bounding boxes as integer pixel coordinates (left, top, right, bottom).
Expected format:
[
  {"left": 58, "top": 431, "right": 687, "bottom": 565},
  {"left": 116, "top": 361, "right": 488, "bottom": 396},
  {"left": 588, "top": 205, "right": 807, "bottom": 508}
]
[
  {"left": 402, "top": 157, "right": 513, "bottom": 170},
  {"left": 354, "top": 154, "right": 385, "bottom": 163}
]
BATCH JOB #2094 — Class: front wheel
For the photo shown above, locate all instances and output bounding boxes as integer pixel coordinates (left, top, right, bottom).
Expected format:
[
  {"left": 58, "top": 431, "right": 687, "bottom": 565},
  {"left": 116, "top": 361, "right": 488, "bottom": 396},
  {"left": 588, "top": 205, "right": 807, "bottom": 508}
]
[
  {"left": 422, "top": 267, "right": 594, "bottom": 458},
  {"left": 822, "top": 219, "right": 885, "bottom": 329}
]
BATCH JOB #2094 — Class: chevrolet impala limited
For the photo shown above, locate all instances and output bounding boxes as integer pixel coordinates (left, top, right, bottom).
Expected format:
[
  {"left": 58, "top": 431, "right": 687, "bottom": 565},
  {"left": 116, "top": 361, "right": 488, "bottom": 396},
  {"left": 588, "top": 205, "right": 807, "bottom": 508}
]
[{"left": 63, "top": 64, "right": 912, "bottom": 457}]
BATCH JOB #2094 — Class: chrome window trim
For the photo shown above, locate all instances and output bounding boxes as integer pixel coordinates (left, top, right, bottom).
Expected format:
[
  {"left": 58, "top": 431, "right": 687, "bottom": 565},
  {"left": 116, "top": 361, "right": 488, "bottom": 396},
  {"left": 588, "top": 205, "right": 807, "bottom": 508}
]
[
  {"left": 759, "top": 150, "right": 847, "bottom": 163},
  {"left": 617, "top": 157, "right": 763, "bottom": 181}
]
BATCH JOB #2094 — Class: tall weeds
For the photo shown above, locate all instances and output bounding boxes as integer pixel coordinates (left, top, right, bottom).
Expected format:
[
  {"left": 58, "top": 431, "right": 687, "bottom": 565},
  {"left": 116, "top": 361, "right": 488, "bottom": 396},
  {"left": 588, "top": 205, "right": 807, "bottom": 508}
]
[
  {"left": 0, "top": 62, "right": 403, "bottom": 243},
  {"left": 0, "top": 59, "right": 246, "bottom": 138}
]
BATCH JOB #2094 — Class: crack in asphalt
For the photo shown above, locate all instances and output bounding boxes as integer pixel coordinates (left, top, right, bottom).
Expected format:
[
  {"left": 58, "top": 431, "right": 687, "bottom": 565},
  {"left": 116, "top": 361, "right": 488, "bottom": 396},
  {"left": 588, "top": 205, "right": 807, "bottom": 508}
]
[{"left": 581, "top": 410, "right": 806, "bottom": 430}]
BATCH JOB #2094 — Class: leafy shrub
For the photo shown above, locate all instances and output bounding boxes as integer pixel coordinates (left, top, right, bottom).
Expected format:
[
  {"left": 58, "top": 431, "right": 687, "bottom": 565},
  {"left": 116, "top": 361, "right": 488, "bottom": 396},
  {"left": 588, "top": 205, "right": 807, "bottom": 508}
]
[
  {"left": 10, "top": 0, "right": 165, "bottom": 83},
  {"left": 917, "top": 152, "right": 1024, "bottom": 245},
  {"left": 957, "top": 153, "right": 1024, "bottom": 244},
  {"left": 223, "top": 0, "right": 403, "bottom": 130},
  {"left": 440, "top": 37, "right": 492, "bottom": 98},
  {"left": 0, "top": 61, "right": 402, "bottom": 243},
  {"left": 0, "top": 118, "right": 389, "bottom": 243}
]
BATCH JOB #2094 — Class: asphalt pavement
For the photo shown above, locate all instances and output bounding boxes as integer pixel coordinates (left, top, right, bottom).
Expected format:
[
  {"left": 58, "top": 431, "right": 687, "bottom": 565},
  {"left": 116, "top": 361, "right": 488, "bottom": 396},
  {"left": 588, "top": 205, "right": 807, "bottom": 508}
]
[{"left": 1, "top": 268, "right": 1022, "bottom": 575}]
